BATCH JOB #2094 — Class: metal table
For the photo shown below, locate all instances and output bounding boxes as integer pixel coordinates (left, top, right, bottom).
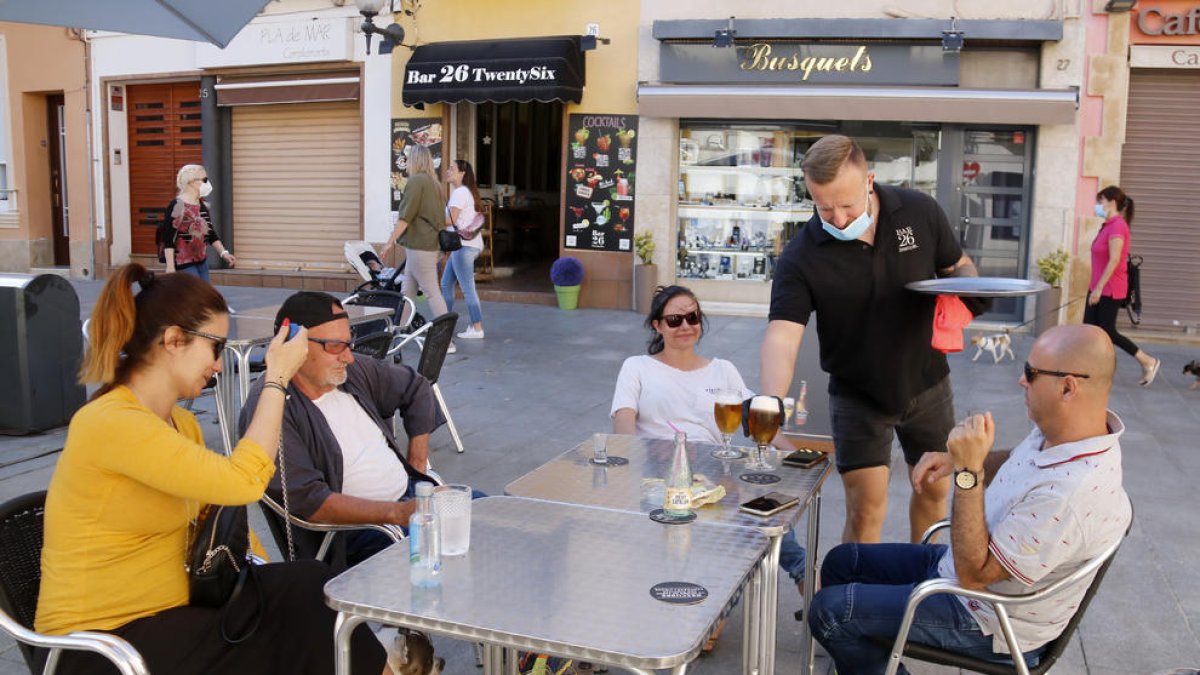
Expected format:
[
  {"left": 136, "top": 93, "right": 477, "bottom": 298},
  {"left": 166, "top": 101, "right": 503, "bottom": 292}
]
[
  {"left": 504, "top": 434, "right": 835, "bottom": 675},
  {"left": 213, "top": 304, "right": 392, "bottom": 453},
  {"left": 325, "top": 496, "right": 770, "bottom": 675}
]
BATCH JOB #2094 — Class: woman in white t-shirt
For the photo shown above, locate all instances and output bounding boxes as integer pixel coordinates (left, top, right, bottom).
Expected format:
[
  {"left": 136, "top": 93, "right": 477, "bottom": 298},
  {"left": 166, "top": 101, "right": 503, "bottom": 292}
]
[
  {"left": 440, "top": 159, "right": 486, "bottom": 339},
  {"left": 611, "top": 285, "right": 750, "bottom": 445}
]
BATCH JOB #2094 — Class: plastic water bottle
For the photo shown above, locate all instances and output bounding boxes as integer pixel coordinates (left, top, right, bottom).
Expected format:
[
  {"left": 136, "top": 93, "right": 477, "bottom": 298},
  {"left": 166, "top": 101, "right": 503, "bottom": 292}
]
[
  {"left": 409, "top": 482, "right": 441, "bottom": 588},
  {"left": 664, "top": 432, "right": 693, "bottom": 519}
]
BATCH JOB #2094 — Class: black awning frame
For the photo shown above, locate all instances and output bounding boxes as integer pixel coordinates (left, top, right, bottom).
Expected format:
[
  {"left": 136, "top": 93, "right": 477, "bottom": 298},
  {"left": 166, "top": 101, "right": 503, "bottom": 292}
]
[{"left": 402, "top": 35, "right": 586, "bottom": 106}]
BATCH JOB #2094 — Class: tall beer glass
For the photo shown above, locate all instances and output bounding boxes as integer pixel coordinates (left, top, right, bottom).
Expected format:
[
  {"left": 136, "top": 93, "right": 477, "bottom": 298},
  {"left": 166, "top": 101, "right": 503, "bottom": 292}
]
[
  {"left": 746, "top": 395, "right": 783, "bottom": 471},
  {"left": 712, "top": 389, "right": 745, "bottom": 460}
]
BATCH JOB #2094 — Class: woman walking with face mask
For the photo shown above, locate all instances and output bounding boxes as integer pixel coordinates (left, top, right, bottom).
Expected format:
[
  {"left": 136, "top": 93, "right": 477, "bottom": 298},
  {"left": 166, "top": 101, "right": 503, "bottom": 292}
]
[
  {"left": 1084, "top": 185, "right": 1160, "bottom": 385},
  {"left": 161, "top": 164, "right": 235, "bottom": 281}
]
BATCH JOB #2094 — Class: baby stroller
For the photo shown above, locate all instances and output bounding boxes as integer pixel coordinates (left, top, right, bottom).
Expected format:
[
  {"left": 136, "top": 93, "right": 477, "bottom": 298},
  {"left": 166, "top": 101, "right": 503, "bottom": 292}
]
[{"left": 343, "top": 241, "right": 428, "bottom": 360}]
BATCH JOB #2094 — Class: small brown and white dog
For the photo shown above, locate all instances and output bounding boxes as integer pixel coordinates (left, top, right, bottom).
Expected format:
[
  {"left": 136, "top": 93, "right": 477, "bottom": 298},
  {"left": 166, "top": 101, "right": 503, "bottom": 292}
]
[
  {"left": 1183, "top": 360, "right": 1200, "bottom": 389},
  {"left": 388, "top": 629, "right": 444, "bottom": 675},
  {"left": 970, "top": 331, "right": 1015, "bottom": 364}
]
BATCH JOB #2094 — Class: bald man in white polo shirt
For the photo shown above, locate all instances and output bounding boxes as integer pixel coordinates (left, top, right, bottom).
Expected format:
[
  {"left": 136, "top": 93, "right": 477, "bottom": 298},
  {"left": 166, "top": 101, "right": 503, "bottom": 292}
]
[{"left": 809, "top": 325, "right": 1132, "bottom": 674}]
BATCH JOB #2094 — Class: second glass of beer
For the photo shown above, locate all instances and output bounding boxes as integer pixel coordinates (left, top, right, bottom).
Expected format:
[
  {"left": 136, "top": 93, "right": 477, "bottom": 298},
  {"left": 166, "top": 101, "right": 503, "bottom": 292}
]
[
  {"left": 712, "top": 389, "right": 745, "bottom": 460},
  {"left": 746, "top": 395, "right": 784, "bottom": 471}
]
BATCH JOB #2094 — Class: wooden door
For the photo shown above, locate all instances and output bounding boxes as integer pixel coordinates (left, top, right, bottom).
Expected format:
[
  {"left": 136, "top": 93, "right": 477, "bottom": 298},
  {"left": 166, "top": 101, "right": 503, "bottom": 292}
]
[{"left": 126, "top": 82, "right": 202, "bottom": 255}]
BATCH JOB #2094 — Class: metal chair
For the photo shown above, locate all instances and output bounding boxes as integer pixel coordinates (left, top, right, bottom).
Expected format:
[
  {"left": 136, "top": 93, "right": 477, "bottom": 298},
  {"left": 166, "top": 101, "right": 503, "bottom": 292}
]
[
  {"left": 258, "top": 494, "right": 406, "bottom": 564},
  {"left": 343, "top": 289, "right": 428, "bottom": 361},
  {"left": 416, "top": 312, "right": 464, "bottom": 453},
  {"left": 0, "top": 491, "right": 148, "bottom": 675},
  {"left": 881, "top": 513, "right": 1132, "bottom": 675}
]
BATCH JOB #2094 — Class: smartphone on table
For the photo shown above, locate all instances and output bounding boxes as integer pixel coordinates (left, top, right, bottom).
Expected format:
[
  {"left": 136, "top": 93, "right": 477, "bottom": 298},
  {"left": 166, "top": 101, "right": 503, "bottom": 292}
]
[
  {"left": 739, "top": 492, "right": 800, "bottom": 517},
  {"left": 782, "top": 447, "right": 827, "bottom": 469}
]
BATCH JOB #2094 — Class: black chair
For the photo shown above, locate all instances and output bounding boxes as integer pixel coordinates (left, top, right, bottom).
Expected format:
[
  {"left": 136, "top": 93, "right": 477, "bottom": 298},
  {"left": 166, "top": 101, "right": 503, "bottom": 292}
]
[
  {"left": 0, "top": 491, "right": 147, "bottom": 675},
  {"left": 416, "top": 312, "right": 464, "bottom": 453},
  {"left": 878, "top": 512, "right": 1133, "bottom": 675},
  {"left": 343, "top": 289, "right": 428, "bottom": 362}
]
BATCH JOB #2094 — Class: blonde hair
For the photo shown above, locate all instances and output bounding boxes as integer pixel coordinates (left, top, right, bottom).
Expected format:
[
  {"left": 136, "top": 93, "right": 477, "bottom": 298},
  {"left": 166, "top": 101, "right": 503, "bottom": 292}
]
[
  {"left": 406, "top": 146, "right": 440, "bottom": 185},
  {"left": 801, "top": 135, "right": 866, "bottom": 185},
  {"left": 176, "top": 164, "right": 206, "bottom": 193}
]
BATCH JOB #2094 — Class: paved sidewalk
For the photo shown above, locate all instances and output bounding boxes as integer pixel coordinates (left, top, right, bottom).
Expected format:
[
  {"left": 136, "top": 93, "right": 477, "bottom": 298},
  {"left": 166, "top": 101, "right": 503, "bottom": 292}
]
[{"left": 0, "top": 280, "right": 1196, "bottom": 674}]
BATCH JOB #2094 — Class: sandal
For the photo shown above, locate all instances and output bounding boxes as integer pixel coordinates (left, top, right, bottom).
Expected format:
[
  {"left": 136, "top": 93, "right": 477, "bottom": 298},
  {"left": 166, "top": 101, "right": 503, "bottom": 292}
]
[{"left": 1140, "top": 357, "right": 1161, "bottom": 387}]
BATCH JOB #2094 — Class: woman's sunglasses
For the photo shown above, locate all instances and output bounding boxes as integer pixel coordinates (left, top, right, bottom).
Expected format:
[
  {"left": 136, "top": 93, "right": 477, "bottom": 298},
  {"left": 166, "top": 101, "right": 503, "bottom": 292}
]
[
  {"left": 182, "top": 328, "right": 227, "bottom": 360},
  {"left": 661, "top": 311, "right": 701, "bottom": 328},
  {"left": 1023, "top": 361, "right": 1090, "bottom": 383},
  {"left": 192, "top": 176, "right": 209, "bottom": 183},
  {"left": 309, "top": 337, "right": 355, "bottom": 355}
]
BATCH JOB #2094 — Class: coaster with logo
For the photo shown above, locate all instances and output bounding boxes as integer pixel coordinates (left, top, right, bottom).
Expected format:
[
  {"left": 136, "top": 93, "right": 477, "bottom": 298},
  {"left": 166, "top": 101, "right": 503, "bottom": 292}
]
[
  {"left": 590, "top": 456, "right": 629, "bottom": 466},
  {"left": 649, "top": 581, "right": 708, "bottom": 605},
  {"left": 649, "top": 508, "right": 696, "bottom": 525},
  {"left": 740, "top": 472, "right": 782, "bottom": 485}
]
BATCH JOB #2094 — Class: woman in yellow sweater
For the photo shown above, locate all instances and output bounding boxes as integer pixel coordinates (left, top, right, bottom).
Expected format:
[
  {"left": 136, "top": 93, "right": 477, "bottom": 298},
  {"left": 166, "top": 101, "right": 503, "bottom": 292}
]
[{"left": 36, "top": 264, "right": 391, "bottom": 674}]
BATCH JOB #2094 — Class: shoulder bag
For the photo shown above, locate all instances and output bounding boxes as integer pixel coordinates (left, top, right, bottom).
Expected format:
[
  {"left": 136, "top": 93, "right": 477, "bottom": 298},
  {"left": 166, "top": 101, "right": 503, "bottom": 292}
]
[
  {"left": 457, "top": 212, "right": 486, "bottom": 242},
  {"left": 187, "top": 502, "right": 264, "bottom": 643},
  {"left": 438, "top": 226, "right": 463, "bottom": 252}
]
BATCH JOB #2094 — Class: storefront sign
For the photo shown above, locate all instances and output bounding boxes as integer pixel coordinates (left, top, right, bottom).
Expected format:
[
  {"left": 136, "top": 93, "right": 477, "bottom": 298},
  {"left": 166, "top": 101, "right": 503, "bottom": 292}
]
[
  {"left": 401, "top": 37, "right": 585, "bottom": 106},
  {"left": 1131, "top": 44, "right": 1200, "bottom": 67},
  {"left": 196, "top": 16, "right": 353, "bottom": 68},
  {"left": 563, "top": 114, "right": 637, "bottom": 253},
  {"left": 660, "top": 42, "right": 958, "bottom": 86},
  {"left": 1133, "top": 4, "right": 1200, "bottom": 43},
  {"left": 391, "top": 118, "right": 444, "bottom": 213}
]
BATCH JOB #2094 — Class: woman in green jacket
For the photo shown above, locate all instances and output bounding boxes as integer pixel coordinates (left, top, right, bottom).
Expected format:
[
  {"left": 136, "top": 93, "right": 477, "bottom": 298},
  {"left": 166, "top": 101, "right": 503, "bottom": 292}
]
[{"left": 382, "top": 145, "right": 449, "bottom": 330}]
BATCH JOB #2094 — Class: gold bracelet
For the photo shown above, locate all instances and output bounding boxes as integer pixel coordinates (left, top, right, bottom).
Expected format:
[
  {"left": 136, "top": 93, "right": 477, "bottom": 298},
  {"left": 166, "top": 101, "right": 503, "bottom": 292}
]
[{"left": 263, "top": 381, "right": 289, "bottom": 398}]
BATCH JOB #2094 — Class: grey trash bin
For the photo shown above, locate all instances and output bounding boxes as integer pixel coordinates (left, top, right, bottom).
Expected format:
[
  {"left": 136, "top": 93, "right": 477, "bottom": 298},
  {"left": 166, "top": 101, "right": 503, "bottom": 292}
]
[{"left": 0, "top": 274, "right": 86, "bottom": 434}]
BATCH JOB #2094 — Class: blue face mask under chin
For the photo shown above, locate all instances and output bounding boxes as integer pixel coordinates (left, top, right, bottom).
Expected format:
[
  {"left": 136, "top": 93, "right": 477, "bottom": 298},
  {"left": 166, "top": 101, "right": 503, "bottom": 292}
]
[
  {"left": 821, "top": 188, "right": 873, "bottom": 241},
  {"left": 1094, "top": 203, "right": 1107, "bottom": 218}
]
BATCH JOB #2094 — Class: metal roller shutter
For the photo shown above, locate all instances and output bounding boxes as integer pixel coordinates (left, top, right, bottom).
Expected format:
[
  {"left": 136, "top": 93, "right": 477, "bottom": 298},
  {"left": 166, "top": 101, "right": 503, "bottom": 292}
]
[
  {"left": 1120, "top": 69, "right": 1200, "bottom": 330},
  {"left": 231, "top": 101, "right": 360, "bottom": 269}
]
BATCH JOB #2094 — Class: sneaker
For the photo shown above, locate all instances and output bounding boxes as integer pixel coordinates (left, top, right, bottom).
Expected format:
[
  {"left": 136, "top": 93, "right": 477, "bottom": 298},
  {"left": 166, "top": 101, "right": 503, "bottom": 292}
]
[
  {"left": 1140, "top": 357, "right": 1161, "bottom": 386},
  {"left": 446, "top": 341, "right": 457, "bottom": 354},
  {"left": 457, "top": 327, "right": 485, "bottom": 340}
]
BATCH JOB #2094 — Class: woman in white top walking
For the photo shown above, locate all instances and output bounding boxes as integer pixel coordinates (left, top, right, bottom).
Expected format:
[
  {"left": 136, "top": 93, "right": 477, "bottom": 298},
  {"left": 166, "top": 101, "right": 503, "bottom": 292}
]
[{"left": 440, "top": 159, "right": 486, "bottom": 339}]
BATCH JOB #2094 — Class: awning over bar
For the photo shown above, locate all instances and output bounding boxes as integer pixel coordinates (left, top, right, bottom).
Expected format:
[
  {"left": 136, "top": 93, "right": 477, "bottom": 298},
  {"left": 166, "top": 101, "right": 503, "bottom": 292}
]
[
  {"left": 402, "top": 36, "right": 586, "bottom": 106},
  {"left": 637, "top": 84, "right": 1079, "bottom": 125}
]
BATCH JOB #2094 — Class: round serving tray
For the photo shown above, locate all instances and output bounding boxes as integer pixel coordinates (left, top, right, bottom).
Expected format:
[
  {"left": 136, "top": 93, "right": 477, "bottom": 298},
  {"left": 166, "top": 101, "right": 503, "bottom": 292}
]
[{"left": 905, "top": 277, "right": 1050, "bottom": 298}]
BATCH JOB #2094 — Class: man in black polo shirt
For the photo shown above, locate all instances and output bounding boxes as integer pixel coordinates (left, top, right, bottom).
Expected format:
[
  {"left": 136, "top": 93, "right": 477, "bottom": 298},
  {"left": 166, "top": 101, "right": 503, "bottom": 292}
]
[{"left": 761, "top": 134, "right": 983, "bottom": 545}]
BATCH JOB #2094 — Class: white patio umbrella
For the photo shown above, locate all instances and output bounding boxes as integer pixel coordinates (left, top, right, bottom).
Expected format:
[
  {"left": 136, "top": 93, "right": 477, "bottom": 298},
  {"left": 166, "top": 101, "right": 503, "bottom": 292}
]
[{"left": 0, "top": 0, "right": 274, "bottom": 48}]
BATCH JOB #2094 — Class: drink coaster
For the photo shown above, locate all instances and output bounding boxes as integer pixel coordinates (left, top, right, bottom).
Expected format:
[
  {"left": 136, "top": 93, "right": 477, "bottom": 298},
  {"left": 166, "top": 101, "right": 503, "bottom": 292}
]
[
  {"left": 650, "top": 581, "right": 708, "bottom": 605},
  {"left": 711, "top": 449, "right": 747, "bottom": 460},
  {"left": 649, "top": 508, "right": 696, "bottom": 524},
  {"left": 590, "top": 456, "right": 629, "bottom": 466},
  {"left": 740, "top": 472, "right": 782, "bottom": 485}
]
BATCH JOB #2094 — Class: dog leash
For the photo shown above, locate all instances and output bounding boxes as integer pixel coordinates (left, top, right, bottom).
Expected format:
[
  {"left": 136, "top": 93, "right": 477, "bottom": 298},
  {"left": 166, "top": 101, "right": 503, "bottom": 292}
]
[{"left": 1008, "top": 295, "right": 1086, "bottom": 331}]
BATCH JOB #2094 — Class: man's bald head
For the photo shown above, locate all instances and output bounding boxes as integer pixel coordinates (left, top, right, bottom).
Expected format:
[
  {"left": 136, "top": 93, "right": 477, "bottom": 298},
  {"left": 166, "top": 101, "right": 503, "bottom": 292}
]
[{"left": 1034, "top": 324, "right": 1117, "bottom": 391}]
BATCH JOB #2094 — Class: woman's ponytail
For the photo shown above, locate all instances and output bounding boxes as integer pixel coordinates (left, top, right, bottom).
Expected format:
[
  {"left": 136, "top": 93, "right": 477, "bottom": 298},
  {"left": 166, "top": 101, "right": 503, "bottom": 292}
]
[{"left": 79, "top": 264, "right": 149, "bottom": 386}]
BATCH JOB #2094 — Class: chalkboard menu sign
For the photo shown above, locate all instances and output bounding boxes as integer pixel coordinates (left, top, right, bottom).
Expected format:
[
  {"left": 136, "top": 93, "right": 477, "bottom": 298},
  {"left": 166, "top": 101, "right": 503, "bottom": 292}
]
[
  {"left": 562, "top": 113, "right": 637, "bottom": 253},
  {"left": 391, "top": 118, "right": 444, "bottom": 212}
]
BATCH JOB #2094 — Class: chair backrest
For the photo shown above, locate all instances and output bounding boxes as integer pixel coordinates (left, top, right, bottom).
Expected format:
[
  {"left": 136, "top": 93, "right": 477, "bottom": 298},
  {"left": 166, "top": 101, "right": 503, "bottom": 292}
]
[
  {"left": 0, "top": 491, "right": 48, "bottom": 669},
  {"left": 417, "top": 312, "right": 459, "bottom": 385}
]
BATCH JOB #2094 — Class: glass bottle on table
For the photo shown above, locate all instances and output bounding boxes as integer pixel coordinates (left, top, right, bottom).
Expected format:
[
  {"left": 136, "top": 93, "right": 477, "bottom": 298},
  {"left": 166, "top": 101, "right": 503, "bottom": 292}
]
[
  {"left": 746, "top": 395, "right": 784, "bottom": 471},
  {"left": 795, "top": 380, "right": 808, "bottom": 427},
  {"left": 712, "top": 389, "right": 746, "bottom": 460},
  {"left": 409, "top": 482, "right": 442, "bottom": 588},
  {"left": 663, "top": 431, "right": 694, "bottom": 519}
]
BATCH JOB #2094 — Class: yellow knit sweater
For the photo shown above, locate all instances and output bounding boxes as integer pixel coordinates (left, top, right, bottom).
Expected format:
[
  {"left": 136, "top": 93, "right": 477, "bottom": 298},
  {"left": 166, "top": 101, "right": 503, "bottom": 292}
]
[{"left": 36, "top": 386, "right": 274, "bottom": 635}]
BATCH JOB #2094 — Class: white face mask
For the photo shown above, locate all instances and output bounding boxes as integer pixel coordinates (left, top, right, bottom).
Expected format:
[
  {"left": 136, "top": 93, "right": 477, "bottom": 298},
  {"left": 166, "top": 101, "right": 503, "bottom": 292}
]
[
  {"left": 820, "top": 185, "right": 873, "bottom": 241},
  {"left": 198, "top": 180, "right": 213, "bottom": 198}
]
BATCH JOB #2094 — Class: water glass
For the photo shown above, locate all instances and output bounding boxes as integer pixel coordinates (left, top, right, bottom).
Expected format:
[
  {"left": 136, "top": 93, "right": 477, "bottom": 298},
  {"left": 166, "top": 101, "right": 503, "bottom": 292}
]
[
  {"left": 432, "top": 484, "right": 472, "bottom": 556},
  {"left": 592, "top": 433, "right": 608, "bottom": 464}
]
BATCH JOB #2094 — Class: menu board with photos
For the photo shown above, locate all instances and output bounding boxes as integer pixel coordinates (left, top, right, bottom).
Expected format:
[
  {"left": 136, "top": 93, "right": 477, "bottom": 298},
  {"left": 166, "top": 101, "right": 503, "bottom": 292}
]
[
  {"left": 563, "top": 113, "right": 637, "bottom": 252},
  {"left": 391, "top": 118, "right": 444, "bottom": 212}
]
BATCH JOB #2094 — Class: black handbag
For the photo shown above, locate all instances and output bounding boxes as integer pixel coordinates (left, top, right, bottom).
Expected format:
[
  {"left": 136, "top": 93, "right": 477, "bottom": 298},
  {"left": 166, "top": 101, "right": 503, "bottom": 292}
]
[
  {"left": 438, "top": 228, "right": 463, "bottom": 252},
  {"left": 187, "top": 503, "right": 262, "bottom": 643},
  {"left": 1123, "top": 254, "right": 1143, "bottom": 325}
]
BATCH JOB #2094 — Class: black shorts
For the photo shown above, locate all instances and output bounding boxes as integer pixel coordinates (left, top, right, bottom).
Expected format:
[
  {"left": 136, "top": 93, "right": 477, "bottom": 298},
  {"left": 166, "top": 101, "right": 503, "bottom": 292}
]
[
  {"left": 829, "top": 377, "right": 955, "bottom": 474},
  {"left": 48, "top": 560, "right": 387, "bottom": 675}
]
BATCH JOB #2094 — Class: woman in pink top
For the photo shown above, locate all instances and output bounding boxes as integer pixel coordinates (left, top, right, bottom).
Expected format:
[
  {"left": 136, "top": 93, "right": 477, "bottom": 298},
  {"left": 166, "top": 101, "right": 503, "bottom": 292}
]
[{"left": 1084, "top": 185, "right": 1160, "bottom": 385}]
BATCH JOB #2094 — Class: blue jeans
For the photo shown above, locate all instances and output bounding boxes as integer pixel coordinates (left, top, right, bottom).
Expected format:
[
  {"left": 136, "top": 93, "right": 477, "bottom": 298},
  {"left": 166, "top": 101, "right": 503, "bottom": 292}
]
[
  {"left": 345, "top": 484, "right": 488, "bottom": 567},
  {"left": 177, "top": 259, "right": 210, "bottom": 282},
  {"left": 810, "top": 543, "right": 1041, "bottom": 675},
  {"left": 440, "top": 246, "right": 483, "bottom": 326},
  {"left": 779, "top": 529, "right": 807, "bottom": 584}
]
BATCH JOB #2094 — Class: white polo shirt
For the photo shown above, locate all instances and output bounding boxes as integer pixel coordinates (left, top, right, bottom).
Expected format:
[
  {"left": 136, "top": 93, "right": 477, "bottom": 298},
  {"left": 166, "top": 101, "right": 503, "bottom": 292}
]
[
  {"left": 937, "top": 411, "right": 1131, "bottom": 654},
  {"left": 313, "top": 388, "right": 408, "bottom": 503}
]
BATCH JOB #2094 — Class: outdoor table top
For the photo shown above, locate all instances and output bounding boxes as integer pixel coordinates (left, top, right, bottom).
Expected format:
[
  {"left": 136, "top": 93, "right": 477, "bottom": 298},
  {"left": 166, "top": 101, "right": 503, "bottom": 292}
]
[
  {"left": 505, "top": 433, "right": 834, "bottom": 537},
  {"left": 324, "top": 496, "right": 770, "bottom": 671},
  {"left": 222, "top": 304, "right": 392, "bottom": 346}
]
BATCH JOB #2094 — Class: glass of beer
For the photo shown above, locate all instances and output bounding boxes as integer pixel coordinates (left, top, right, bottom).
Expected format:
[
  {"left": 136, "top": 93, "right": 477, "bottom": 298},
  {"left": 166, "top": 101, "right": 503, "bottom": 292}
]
[
  {"left": 712, "top": 389, "right": 746, "bottom": 460},
  {"left": 746, "top": 395, "right": 784, "bottom": 471}
]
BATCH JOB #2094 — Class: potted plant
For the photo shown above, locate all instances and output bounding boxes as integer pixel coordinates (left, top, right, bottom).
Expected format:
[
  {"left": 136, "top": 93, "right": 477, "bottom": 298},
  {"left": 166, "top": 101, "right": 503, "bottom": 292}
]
[
  {"left": 1035, "top": 247, "right": 1069, "bottom": 335},
  {"left": 550, "top": 256, "right": 585, "bottom": 310},
  {"left": 633, "top": 231, "right": 657, "bottom": 314}
]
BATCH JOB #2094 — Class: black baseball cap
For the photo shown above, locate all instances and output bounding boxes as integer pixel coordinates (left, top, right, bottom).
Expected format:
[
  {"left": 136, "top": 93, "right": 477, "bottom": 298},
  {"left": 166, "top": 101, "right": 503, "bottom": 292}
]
[{"left": 274, "top": 291, "right": 348, "bottom": 332}]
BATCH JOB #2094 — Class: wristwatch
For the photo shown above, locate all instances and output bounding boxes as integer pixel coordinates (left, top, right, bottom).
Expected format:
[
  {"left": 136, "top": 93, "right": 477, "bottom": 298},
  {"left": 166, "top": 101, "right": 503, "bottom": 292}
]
[{"left": 954, "top": 468, "right": 982, "bottom": 490}]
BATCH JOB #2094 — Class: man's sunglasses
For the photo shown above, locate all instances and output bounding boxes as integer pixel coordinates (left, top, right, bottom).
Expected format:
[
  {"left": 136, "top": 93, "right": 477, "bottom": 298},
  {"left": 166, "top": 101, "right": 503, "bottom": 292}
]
[
  {"left": 1024, "top": 361, "right": 1090, "bottom": 383},
  {"left": 661, "top": 311, "right": 701, "bottom": 328},
  {"left": 182, "top": 328, "right": 227, "bottom": 360},
  {"left": 309, "top": 337, "right": 355, "bottom": 355}
]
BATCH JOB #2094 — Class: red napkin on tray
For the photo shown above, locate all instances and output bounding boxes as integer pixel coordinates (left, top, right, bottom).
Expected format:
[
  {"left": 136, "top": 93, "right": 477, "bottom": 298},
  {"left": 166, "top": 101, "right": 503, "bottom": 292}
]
[{"left": 932, "top": 295, "right": 973, "bottom": 353}]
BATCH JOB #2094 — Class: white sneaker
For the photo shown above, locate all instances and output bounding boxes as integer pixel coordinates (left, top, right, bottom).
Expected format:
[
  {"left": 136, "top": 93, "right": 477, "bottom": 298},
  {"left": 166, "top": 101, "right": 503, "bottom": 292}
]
[
  {"left": 457, "top": 327, "right": 485, "bottom": 339},
  {"left": 446, "top": 341, "right": 457, "bottom": 354}
]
